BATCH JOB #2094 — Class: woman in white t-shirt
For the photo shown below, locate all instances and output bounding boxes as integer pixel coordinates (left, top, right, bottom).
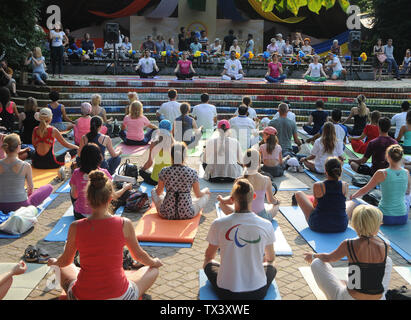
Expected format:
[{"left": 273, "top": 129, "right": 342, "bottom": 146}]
[
  {"left": 301, "top": 122, "right": 345, "bottom": 173},
  {"left": 204, "top": 178, "right": 276, "bottom": 300},
  {"left": 120, "top": 101, "right": 157, "bottom": 145},
  {"left": 49, "top": 22, "right": 68, "bottom": 79},
  {"left": 302, "top": 55, "right": 328, "bottom": 82}
]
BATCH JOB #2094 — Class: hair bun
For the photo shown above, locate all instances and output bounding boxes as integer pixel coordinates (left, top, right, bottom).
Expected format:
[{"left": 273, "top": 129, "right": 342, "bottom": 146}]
[{"left": 88, "top": 170, "right": 107, "bottom": 189}]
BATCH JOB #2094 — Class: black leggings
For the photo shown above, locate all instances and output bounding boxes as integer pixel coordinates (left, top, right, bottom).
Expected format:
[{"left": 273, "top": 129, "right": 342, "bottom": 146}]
[
  {"left": 50, "top": 45, "right": 64, "bottom": 75},
  {"left": 204, "top": 262, "right": 277, "bottom": 300},
  {"left": 139, "top": 169, "right": 158, "bottom": 186},
  {"left": 176, "top": 72, "right": 194, "bottom": 80},
  {"left": 70, "top": 194, "right": 86, "bottom": 220},
  {"left": 31, "top": 148, "right": 77, "bottom": 169}
]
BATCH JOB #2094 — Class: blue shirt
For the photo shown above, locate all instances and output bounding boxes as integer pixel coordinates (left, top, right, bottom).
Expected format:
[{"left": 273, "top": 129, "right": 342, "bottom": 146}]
[{"left": 384, "top": 45, "right": 394, "bottom": 59}]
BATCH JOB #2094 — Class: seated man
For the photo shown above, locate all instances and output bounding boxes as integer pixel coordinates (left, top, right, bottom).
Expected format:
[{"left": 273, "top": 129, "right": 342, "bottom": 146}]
[
  {"left": 307, "top": 109, "right": 348, "bottom": 145},
  {"left": 269, "top": 103, "right": 302, "bottom": 157},
  {"left": 272, "top": 101, "right": 296, "bottom": 122},
  {"left": 325, "top": 52, "right": 347, "bottom": 80},
  {"left": 234, "top": 96, "right": 257, "bottom": 122},
  {"left": 192, "top": 93, "right": 217, "bottom": 131},
  {"left": 221, "top": 51, "right": 245, "bottom": 81},
  {"left": 349, "top": 117, "right": 397, "bottom": 176},
  {"left": 141, "top": 35, "right": 156, "bottom": 52},
  {"left": 229, "top": 105, "right": 259, "bottom": 150},
  {"left": 203, "top": 179, "right": 276, "bottom": 300},
  {"left": 135, "top": 49, "right": 159, "bottom": 79},
  {"left": 0, "top": 60, "right": 17, "bottom": 97}
]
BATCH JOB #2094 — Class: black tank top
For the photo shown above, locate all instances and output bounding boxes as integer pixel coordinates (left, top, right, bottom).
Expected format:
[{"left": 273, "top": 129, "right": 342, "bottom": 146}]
[
  {"left": 347, "top": 239, "right": 387, "bottom": 295},
  {"left": 22, "top": 111, "right": 39, "bottom": 144},
  {"left": 353, "top": 114, "right": 367, "bottom": 132}
]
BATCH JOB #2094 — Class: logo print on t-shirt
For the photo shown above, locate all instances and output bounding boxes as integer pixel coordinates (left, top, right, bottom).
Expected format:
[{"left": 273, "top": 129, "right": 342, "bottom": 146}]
[{"left": 225, "top": 224, "right": 261, "bottom": 248}]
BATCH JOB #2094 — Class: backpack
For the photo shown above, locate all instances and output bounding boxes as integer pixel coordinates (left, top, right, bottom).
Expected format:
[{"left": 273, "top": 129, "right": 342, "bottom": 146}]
[
  {"left": 118, "top": 159, "right": 139, "bottom": 180},
  {"left": 362, "top": 189, "right": 382, "bottom": 207},
  {"left": 352, "top": 174, "right": 371, "bottom": 187},
  {"left": 125, "top": 191, "right": 151, "bottom": 212},
  {"left": 386, "top": 286, "right": 411, "bottom": 300}
]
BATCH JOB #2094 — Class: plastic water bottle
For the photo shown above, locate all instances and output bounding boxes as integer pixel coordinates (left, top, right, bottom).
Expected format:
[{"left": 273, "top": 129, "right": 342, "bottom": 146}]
[{"left": 64, "top": 152, "right": 71, "bottom": 178}]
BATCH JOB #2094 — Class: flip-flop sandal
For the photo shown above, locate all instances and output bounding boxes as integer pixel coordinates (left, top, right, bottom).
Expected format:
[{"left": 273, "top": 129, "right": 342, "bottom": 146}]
[
  {"left": 37, "top": 247, "right": 51, "bottom": 264},
  {"left": 24, "top": 245, "right": 39, "bottom": 263}
]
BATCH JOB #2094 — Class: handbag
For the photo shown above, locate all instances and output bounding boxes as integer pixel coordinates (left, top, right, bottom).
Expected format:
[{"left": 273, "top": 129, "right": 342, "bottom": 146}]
[
  {"left": 351, "top": 174, "right": 371, "bottom": 187},
  {"left": 377, "top": 54, "right": 387, "bottom": 64},
  {"left": 362, "top": 189, "right": 382, "bottom": 206},
  {"left": 386, "top": 286, "right": 411, "bottom": 300},
  {"left": 125, "top": 191, "right": 150, "bottom": 212},
  {"left": 118, "top": 159, "right": 139, "bottom": 179}
]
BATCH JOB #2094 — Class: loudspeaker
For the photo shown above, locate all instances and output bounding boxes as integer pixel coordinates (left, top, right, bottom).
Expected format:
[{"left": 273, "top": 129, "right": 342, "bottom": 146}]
[
  {"left": 348, "top": 30, "right": 361, "bottom": 52},
  {"left": 105, "top": 23, "right": 119, "bottom": 44}
]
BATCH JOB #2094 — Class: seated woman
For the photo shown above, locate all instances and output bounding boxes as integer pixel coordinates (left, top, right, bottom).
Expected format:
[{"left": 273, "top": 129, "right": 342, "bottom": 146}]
[
  {"left": 18, "top": 97, "right": 39, "bottom": 145},
  {"left": 71, "top": 143, "right": 130, "bottom": 220},
  {"left": 172, "top": 103, "right": 202, "bottom": 149},
  {"left": 47, "top": 91, "right": 74, "bottom": 132},
  {"left": 0, "top": 261, "right": 27, "bottom": 300},
  {"left": 342, "top": 95, "right": 370, "bottom": 137},
  {"left": 90, "top": 94, "right": 111, "bottom": 134},
  {"left": 174, "top": 51, "right": 196, "bottom": 80},
  {"left": 48, "top": 170, "right": 162, "bottom": 300},
  {"left": 139, "top": 120, "right": 174, "bottom": 186},
  {"left": 295, "top": 157, "right": 349, "bottom": 233},
  {"left": 201, "top": 120, "right": 243, "bottom": 183},
  {"left": 301, "top": 122, "right": 345, "bottom": 173},
  {"left": 79, "top": 116, "right": 121, "bottom": 176},
  {"left": 265, "top": 54, "right": 286, "bottom": 83},
  {"left": 302, "top": 55, "right": 328, "bottom": 82},
  {"left": 349, "top": 145, "right": 410, "bottom": 226},
  {"left": 305, "top": 205, "right": 392, "bottom": 300},
  {"left": 259, "top": 126, "right": 284, "bottom": 178},
  {"left": 125, "top": 92, "right": 139, "bottom": 116},
  {"left": 396, "top": 110, "right": 411, "bottom": 154},
  {"left": 152, "top": 142, "right": 210, "bottom": 220},
  {"left": 302, "top": 100, "right": 328, "bottom": 136},
  {"left": 218, "top": 149, "right": 280, "bottom": 221},
  {"left": 31, "top": 108, "right": 78, "bottom": 169},
  {"left": 204, "top": 178, "right": 276, "bottom": 300},
  {"left": 0, "top": 134, "right": 53, "bottom": 213},
  {"left": 73, "top": 103, "right": 92, "bottom": 146},
  {"left": 350, "top": 110, "right": 380, "bottom": 154},
  {"left": 120, "top": 101, "right": 157, "bottom": 146},
  {"left": 0, "top": 87, "right": 19, "bottom": 133}
]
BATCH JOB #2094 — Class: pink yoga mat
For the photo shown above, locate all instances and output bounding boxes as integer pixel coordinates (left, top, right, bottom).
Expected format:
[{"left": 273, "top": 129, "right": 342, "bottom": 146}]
[{"left": 116, "top": 143, "right": 149, "bottom": 155}]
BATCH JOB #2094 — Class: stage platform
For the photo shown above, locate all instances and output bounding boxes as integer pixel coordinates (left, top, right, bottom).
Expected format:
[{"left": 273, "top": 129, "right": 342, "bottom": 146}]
[{"left": 15, "top": 75, "right": 411, "bottom": 124}]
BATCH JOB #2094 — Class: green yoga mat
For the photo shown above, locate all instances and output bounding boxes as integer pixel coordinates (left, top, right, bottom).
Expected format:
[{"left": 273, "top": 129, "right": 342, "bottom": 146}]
[
  {"left": 0, "top": 263, "right": 50, "bottom": 300},
  {"left": 345, "top": 144, "right": 371, "bottom": 163}
]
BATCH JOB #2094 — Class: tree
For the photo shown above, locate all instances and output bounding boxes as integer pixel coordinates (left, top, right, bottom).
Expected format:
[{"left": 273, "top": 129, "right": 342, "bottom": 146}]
[
  {"left": 0, "top": 0, "right": 44, "bottom": 70},
  {"left": 257, "top": 0, "right": 351, "bottom": 16}
]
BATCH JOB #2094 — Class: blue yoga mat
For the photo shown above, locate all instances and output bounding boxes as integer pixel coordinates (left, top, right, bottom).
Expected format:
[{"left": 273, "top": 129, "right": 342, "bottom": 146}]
[
  {"left": 0, "top": 194, "right": 59, "bottom": 239},
  {"left": 44, "top": 206, "right": 124, "bottom": 242},
  {"left": 139, "top": 242, "right": 192, "bottom": 248},
  {"left": 139, "top": 182, "right": 156, "bottom": 197},
  {"left": 304, "top": 169, "right": 359, "bottom": 190},
  {"left": 280, "top": 206, "right": 357, "bottom": 261},
  {"left": 56, "top": 180, "right": 71, "bottom": 193},
  {"left": 198, "top": 270, "right": 281, "bottom": 300}
]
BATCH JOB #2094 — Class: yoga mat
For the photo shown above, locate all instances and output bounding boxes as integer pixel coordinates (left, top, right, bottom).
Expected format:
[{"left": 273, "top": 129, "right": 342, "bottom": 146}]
[
  {"left": 31, "top": 167, "right": 60, "bottom": 189},
  {"left": 0, "top": 194, "right": 59, "bottom": 239},
  {"left": 116, "top": 143, "right": 149, "bottom": 156},
  {"left": 394, "top": 267, "right": 411, "bottom": 285},
  {"left": 345, "top": 144, "right": 372, "bottom": 163},
  {"left": 188, "top": 145, "right": 204, "bottom": 157},
  {"left": 44, "top": 206, "right": 124, "bottom": 242},
  {"left": 135, "top": 206, "right": 201, "bottom": 244},
  {"left": 198, "top": 270, "right": 281, "bottom": 300},
  {"left": 139, "top": 242, "right": 192, "bottom": 248},
  {"left": 215, "top": 203, "right": 292, "bottom": 256},
  {"left": 55, "top": 147, "right": 70, "bottom": 157},
  {"left": 139, "top": 182, "right": 156, "bottom": 197},
  {"left": 56, "top": 180, "right": 70, "bottom": 193},
  {"left": 299, "top": 266, "right": 348, "bottom": 300},
  {"left": 280, "top": 206, "right": 358, "bottom": 261},
  {"left": 304, "top": 169, "right": 359, "bottom": 190},
  {"left": 273, "top": 171, "right": 310, "bottom": 191},
  {"left": 353, "top": 199, "right": 411, "bottom": 263},
  {"left": 0, "top": 263, "right": 50, "bottom": 300}
]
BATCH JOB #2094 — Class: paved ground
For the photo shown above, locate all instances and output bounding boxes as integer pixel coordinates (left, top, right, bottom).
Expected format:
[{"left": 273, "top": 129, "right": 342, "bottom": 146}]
[{"left": 0, "top": 134, "right": 409, "bottom": 301}]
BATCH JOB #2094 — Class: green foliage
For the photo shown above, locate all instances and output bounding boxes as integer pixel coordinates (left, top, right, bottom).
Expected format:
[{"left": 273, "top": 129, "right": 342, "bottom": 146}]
[
  {"left": 0, "top": 0, "right": 44, "bottom": 70},
  {"left": 258, "top": 0, "right": 350, "bottom": 15}
]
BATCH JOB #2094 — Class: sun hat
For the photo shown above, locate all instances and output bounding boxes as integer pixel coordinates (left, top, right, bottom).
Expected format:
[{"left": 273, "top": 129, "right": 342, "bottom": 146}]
[
  {"left": 262, "top": 126, "right": 277, "bottom": 135},
  {"left": 39, "top": 108, "right": 52, "bottom": 119},
  {"left": 217, "top": 120, "right": 230, "bottom": 130}
]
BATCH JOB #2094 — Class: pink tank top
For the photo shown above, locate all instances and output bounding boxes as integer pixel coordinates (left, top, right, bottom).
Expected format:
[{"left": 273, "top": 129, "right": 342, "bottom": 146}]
[
  {"left": 72, "top": 216, "right": 129, "bottom": 300},
  {"left": 252, "top": 177, "right": 267, "bottom": 214},
  {"left": 74, "top": 116, "right": 91, "bottom": 145}
]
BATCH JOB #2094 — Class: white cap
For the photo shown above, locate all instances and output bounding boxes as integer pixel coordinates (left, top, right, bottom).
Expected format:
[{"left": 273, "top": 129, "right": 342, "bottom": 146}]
[{"left": 276, "top": 33, "right": 283, "bottom": 38}]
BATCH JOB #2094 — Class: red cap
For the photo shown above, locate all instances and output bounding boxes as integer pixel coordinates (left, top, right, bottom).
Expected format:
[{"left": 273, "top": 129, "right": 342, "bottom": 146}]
[{"left": 263, "top": 126, "right": 277, "bottom": 135}]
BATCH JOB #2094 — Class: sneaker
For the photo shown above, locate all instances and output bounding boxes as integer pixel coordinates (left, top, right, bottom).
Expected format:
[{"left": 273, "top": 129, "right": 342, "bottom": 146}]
[{"left": 297, "top": 165, "right": 305, "bottom": 173}]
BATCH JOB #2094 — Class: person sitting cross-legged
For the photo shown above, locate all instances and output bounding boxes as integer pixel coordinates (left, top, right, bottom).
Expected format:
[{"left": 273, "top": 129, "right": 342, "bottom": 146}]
[
  {"left": 135, "top": 49, "right": 159, "bottom": 79},
  {"left": 203, "top": 178, "right": 277, "bottom": 300},
  {"left": 152, "top": 142, "right": 210, "bottom": 220},
  {"left": 302, "top": 100, "right": 328, "bottom": 136},
  {"left": 349, "top": 110, "right": 380, "bottom": 155},
  {"left": 0, "top": 261, "right": 27, "bottom": 300},
  {"left": 349, "top": 144, "right": 411, "bottom": 226},
  {"left": 265, "top": 54, "right": 286, "bottom": 83},
  {"left": 174, "top": 51, "right": 196, "bottom": 80},
  {"left": 48, "top": 170, "right": 163, "bottom": 300},
  {"left": 294, "top": 157, "right": 349, "bottom": 233},
  {"left": 172, "top": 103, "right": 202, "bottom": 149},
  {"left": 259, "top": 126, "right": 284, "bottom": 178},
  {"left": 304, "top": 205, "right": 392, "bottom": 300},
  {"left": 302, "top": 55, "right": 328, "bottom": 82},
  {"left": 218, "top": 149, "right": 280, "bottom": 221},
  {"left": 221, "top": 51, "right": 245, "bottom": 81}
]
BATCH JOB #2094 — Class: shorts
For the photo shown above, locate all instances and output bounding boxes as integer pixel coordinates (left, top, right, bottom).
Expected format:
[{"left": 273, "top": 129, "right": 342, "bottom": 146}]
[
  {"left": 67, "top": 280, "right": 140, "bottom": 300},
  {"left": 332, "top": 70, "right": 343, "bottom": 78},
  {"left": 51, "top": 122, "right": 68, "bottom": 131}
]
